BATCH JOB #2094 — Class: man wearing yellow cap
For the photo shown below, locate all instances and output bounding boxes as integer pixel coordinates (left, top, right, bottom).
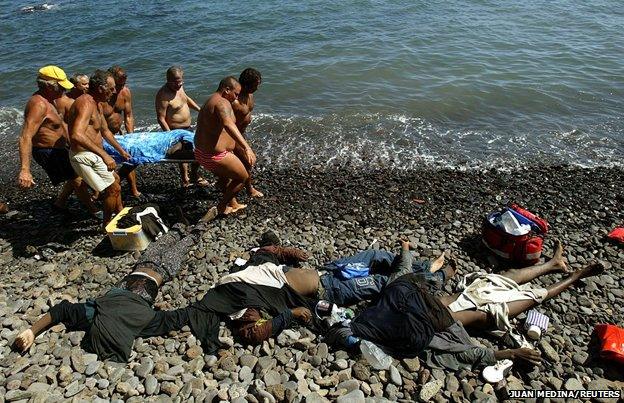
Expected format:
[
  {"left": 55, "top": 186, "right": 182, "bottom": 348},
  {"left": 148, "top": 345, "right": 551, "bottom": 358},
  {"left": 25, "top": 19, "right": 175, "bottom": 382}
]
[
  {"left": 17, "top": 66, "right": 98, "bottom": 216},
  {"left": 67, "top": 69, "right": 130, "bottom": 226}
]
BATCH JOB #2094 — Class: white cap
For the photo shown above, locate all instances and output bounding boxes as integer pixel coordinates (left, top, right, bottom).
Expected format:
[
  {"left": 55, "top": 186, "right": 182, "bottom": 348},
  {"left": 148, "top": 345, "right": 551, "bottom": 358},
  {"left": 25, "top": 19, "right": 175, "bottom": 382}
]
[{"left": 527, "top": 325, "right": 542, "bottom": 340}]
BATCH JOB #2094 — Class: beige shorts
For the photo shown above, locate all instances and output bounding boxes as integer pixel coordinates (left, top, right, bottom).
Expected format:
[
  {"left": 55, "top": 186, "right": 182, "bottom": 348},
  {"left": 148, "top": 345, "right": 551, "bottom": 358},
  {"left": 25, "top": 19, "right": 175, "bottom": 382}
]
[{"left": 69, "top": 150, "right": 115, "bottom": 193}]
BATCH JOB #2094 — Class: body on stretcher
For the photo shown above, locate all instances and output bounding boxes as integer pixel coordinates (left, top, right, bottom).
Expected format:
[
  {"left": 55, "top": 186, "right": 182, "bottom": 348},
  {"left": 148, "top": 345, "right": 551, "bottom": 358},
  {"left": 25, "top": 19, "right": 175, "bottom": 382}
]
[{"left": 103, "top": 129, "right": 195, "bottom": 166}]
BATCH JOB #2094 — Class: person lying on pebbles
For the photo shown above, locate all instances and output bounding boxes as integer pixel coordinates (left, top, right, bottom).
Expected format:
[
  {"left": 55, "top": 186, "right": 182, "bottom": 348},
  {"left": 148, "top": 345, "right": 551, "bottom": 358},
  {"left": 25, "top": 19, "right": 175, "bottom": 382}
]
[
  {"left": 13, "top": 223, "right": 207, "bottom": 362},
  {"left": 215, "top": 236, "right": 455, "bottom": 346},
  {"left": 318, "top": 239, "right": 453, "bottom": 306},
  {"left": 326, "top": 240, "right": 607, "bottom": 370}
]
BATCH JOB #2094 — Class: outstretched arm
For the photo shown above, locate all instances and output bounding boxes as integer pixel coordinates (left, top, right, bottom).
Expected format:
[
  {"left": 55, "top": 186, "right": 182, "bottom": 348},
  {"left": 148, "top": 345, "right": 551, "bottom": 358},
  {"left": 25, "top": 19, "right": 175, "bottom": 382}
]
[
  {"left": 14, "top": 300, "right": 90, "bottom": 352},
  {"left": 17, "top": 100, "right": 47, "bottom": 188},
  {"left": 14, "top": 313, "right": 53, "bottom": 352},
  {"left": 101, "top": 117, "right": 130, "bottom": 161}
]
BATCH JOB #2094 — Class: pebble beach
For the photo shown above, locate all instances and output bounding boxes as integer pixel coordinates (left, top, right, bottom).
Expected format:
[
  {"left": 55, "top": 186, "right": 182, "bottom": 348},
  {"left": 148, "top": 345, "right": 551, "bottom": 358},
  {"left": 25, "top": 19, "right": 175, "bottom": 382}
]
[{"left": 0, "top": 163, "right": 622, "bottom": 402}]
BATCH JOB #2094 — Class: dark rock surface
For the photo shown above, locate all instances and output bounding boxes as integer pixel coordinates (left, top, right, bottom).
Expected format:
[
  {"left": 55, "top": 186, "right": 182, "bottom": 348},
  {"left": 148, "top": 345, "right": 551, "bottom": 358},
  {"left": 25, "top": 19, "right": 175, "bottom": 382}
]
[{"left": 0, "top": 164, "right": 623, "bottom": 401}]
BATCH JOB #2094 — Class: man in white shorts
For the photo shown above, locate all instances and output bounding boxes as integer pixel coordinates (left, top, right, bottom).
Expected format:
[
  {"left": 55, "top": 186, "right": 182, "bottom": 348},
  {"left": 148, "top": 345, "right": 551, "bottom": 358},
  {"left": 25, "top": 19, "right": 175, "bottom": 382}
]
[{"left": 67, "top": 70, "right": 130, "bottom": 226}]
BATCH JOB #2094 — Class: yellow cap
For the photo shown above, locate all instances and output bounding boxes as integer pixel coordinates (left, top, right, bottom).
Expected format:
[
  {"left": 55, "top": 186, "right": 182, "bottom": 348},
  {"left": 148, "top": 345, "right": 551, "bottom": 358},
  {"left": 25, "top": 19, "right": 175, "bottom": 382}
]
[{"left": 38, "top": 65, "right": 74, "bottom": 90}]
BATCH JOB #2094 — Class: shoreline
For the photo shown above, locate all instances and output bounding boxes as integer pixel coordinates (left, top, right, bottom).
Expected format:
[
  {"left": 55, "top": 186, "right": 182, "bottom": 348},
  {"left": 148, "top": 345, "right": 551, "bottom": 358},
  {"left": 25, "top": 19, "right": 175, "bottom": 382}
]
[{"left": 1, "top": 164, "right": 623, "bottom": 401}]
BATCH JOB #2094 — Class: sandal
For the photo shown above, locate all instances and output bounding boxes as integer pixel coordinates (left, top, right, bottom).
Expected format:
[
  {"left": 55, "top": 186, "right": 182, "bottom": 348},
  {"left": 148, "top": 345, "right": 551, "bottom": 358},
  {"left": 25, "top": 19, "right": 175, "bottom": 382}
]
[{"left": 482, "top": 359, "right": 513, "bottom": 383}]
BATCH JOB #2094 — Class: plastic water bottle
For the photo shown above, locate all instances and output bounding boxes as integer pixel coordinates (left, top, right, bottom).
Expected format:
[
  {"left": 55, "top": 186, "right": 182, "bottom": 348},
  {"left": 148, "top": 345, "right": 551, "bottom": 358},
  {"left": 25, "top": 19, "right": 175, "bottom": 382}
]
[{"left": 360, "top": 340, "right": 392, "bottom": 370}]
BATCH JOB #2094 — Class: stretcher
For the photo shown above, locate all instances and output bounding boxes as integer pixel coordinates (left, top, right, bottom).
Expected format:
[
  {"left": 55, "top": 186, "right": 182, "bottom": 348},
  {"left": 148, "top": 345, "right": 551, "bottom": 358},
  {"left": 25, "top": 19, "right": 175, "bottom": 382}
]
[{"left": 103, "top": 129, "right": 196, "bottom": 166}]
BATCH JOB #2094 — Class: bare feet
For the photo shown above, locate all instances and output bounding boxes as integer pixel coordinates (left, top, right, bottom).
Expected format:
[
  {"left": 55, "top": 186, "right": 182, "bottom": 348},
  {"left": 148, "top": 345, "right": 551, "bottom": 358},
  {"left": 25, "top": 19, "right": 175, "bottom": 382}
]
[
  {"left": 573, "top": 261, "right": 606, "bottom": 280},
  {"left": 228, "top": 198, "right": 247, "bottom": 213},
  {"left": 249, "top": 187, "right": 264, "bottom": 198},
  {"left": 440, "top": 256, "right": 457, "bottom": 283},
  {"left": 550, "top": 240, "right": 569, "bottom": 273},
  {"left": 430, "top": 252, "right": 446, "bottom": 273},
  {"left": 200, "top": 203, "right": 247, "bottom": 223},
  {"left": 14, "top": 329, "right": 34, "bottom": 352}
]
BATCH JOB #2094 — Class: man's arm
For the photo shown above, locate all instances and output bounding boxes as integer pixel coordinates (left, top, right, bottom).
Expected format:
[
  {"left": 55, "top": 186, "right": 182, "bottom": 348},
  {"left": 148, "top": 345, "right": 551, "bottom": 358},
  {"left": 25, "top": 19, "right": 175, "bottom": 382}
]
[
  {"left": 233, "top": 307, "right": 310, "bottom": 345},
  {"left": 258, "top": 245, "right": 310, "bottom": 264},
  {"left": 217, "top": 101, "right": 256, "bottom": 166},
  {"left": 184, "top": 91, "right": 201, "bottom": 112},
  {"left": 17, "top": 100, "right": 46, "bottom": 188},
  {"left": 155, "top": 90, "right": 171, "bottom": 131},
  {"left": 232, "top": 99, "right": 251, "bottom": 117},
  {"left": 14, "top": 300, "right": 90, "bottom": 352},
  {"left": 101, "top": 116, "right": 130, "bottom": 161},
  {"left": 70, "top": 100, "right": 111, "bottom": 160},
  {"left": 123, "top": 89, "right": 135, "bottom": 133}
]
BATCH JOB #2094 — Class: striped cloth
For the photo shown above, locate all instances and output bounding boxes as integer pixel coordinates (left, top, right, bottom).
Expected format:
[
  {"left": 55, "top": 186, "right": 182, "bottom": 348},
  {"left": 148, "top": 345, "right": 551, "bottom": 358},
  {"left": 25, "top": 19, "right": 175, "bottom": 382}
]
[{"left": 525, "top": 309, "right": 549, "bottom": 331}]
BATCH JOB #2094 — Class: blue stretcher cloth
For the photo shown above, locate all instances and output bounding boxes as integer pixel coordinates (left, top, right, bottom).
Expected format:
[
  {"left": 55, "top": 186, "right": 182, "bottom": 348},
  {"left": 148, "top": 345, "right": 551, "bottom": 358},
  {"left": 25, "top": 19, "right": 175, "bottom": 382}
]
[{"left": 103, "top": 129, "right": 194, "bottom": 165}]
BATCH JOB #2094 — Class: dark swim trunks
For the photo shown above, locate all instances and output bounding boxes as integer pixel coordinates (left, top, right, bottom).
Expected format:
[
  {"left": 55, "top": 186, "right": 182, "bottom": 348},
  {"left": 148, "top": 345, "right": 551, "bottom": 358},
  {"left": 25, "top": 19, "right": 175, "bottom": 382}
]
[{"left": 31, "top": 147, "right": 77, "bottom": 185}]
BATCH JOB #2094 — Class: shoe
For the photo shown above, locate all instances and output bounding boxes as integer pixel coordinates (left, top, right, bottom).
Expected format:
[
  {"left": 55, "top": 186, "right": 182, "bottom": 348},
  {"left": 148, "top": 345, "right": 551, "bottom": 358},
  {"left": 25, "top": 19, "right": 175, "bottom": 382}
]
[{"left": 482, "top": 359, "right": 513, "bottom": 383}]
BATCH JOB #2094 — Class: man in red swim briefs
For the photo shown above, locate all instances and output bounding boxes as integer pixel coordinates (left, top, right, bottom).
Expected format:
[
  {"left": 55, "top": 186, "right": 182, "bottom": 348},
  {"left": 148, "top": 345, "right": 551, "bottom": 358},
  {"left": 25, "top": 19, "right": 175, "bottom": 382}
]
[{"left": 194, "top": 76, "right": 256, "bottom": 219}]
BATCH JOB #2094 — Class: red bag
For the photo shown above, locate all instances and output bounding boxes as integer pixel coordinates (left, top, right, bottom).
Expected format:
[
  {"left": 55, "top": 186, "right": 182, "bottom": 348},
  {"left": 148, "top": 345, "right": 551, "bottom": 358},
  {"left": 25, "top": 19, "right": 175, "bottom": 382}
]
[
  {"left": 509, "top": 203, "right": 549, "bottom": 233},
  {"left": 482, "top": 204, "right": 548, "bottom": 265},
  {"left": 607, "top": 227, "right": 624, "bottom": 244},
  {"left": 593, "top": 324, "right": 624, "bottom": 364}
]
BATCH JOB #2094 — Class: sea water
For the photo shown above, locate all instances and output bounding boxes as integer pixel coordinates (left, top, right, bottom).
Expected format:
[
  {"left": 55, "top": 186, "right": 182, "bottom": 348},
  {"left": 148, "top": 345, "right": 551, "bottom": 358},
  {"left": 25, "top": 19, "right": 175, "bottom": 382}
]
[{"left": 0, "top": 0, "right": 622, "bottom": 182}]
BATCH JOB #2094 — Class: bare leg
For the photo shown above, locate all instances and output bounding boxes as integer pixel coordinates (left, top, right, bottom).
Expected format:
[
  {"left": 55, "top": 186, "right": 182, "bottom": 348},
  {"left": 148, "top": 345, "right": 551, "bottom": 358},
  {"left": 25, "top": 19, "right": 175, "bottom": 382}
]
[
  {"left": 215, "top": 176, "right": 228, "bottom": 192},
  {"left": 430, "top": 252, "right": 445, "bottom": 273},
  {"left": 179, "top": 163, "right": 190, "bottom": 187},
  {"left": 499, "top": 240, "right": 567, "bottom": 285},
  {"left": 54, "top": 181, "right": 74, "bottom": 208},
  {"left": 234, "top": 145, "right": 263, "bottom": 197},
  {"left": 189, "top": 162, "right": 209, "bottom": 186},
  {"left": 507, "top": 261, "right": 605, "bottom": 319},
  {"left": 451, "top": 262, "right": 606, "bottom": 327},
  {"left": 102, "top": 176, "right": 122, "bottom": 226},
  {"left": 200, "top": 153, "right": 248, "bottom": 218},
  {"left": 71, "top": 178, "right": 99, "bottom": 215},
  {"left": 126, "top": 170, "right": 141, "bottom": 197}
]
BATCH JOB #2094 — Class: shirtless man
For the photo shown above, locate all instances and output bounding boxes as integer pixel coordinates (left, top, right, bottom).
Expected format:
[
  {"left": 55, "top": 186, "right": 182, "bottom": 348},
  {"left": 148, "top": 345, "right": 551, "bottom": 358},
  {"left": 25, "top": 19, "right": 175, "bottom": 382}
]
[
  {"left": 155, "top": 66, "right": 205, "bottom": 188},
  {"left": 100, "top": 66, "right": 140, "bottom": 198},
  {"left": 231, "top": 68, "right": 263, "bottom": 197},
  {"left": 67, "top": 70, "right": 130, "bottom": 225},
  {"left": 68, "top": 73, "right": 89, "bottom": 99},
  {"left": 17, "top": 66, "right": 96, "bottom": 215},
  {"left": 53, "top": 90, "right": 74, "bottom": 124},
  {"left": 195, "top": 76, "right": 256, "bottom": 219}
]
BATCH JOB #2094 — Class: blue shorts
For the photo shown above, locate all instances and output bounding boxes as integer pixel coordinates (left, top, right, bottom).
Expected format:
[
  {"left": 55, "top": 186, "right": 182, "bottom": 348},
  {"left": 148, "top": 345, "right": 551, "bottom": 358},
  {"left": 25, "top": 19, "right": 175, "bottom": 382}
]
[{"left": 32, "top": 147, "right": 77, "bottom": 185}]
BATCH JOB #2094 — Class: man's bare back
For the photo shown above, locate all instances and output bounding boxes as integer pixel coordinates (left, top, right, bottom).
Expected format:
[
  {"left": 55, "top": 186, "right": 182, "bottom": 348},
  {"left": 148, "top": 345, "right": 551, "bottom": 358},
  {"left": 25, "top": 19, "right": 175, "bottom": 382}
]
[{"left": 195, "top": 93, "right": 239, "bottom": 153}]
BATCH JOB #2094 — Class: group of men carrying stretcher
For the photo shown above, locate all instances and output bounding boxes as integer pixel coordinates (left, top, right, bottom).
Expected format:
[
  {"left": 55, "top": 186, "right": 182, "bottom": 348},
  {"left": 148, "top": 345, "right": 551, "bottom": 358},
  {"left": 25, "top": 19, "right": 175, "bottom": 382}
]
[{"left": 17, "top": 65, "right": 263, "bottom": 226}]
